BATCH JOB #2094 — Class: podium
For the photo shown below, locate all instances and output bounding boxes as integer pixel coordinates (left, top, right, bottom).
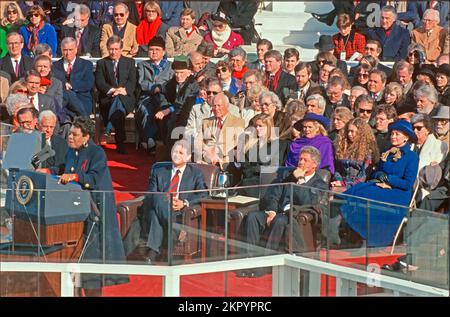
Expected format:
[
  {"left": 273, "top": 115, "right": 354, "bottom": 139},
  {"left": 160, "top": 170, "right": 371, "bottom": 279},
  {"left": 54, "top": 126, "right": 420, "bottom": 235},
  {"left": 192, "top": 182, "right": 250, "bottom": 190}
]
[{"left": 2, "top": 170, "right": 91, "bottom": 296}]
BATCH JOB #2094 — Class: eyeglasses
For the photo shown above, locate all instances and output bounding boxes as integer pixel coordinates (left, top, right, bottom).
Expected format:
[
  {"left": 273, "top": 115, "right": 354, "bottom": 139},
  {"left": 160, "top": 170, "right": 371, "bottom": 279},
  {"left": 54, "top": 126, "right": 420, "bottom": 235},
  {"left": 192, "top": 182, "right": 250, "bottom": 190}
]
[
  {"left": 7, "top": 10, "right": 17, "bottom": 14},
  {"left": 29, "top": 13, "right": 40, "bottom": 18},
  {"left": 114, "top": 13, "right": 125, "bottom": 17},
  {"left": 357, "top": 73, "right": 368, "bottom": 78},
  {"left": 206, "top": 90, "right": 219, "bottom": 96},
  {"left": 408, "top": 52, "right": 419, "bottom": 57},
  {"left": 7, "top": 42, "right": 21, "bottom": 46},
  {"left": 359, "top": 109, "right": 372, "bottom": 114},
  {"left": 365, "top": 47, "right": 376, "bottom": 51},
  {"left": 145, "top": 9, "right": 157, "bottom": 13},
  {"left": 216, "top": 67, "right": 228, "bottom": 73},
  {"left": 413, "top": 125, "right": 425, "bottom": 131}
]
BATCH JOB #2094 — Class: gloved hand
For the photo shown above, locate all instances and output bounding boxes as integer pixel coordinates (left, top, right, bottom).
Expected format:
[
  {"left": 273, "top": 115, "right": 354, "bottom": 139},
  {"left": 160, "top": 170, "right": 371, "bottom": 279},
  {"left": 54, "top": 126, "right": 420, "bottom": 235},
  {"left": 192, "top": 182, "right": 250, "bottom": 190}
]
[{"left": 376, "top": 172, "right": 389, "bottom": 183}]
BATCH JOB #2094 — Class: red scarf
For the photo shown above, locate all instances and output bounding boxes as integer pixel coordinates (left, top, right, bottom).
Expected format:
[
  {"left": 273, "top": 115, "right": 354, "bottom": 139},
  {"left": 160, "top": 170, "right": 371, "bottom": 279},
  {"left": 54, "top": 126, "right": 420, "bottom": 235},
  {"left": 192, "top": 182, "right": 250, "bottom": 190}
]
[
  {"left": 136, "top": 16, "right": 162, "bottom": 46},
  {"left": 26, "top": 20, "right": 45, "bottom": 53},
  {"left": 265, "top": 68, "right": 282, "bottom": 91},
  {"left": 232, "top": 66, "right": 248, "bottom": 80}
]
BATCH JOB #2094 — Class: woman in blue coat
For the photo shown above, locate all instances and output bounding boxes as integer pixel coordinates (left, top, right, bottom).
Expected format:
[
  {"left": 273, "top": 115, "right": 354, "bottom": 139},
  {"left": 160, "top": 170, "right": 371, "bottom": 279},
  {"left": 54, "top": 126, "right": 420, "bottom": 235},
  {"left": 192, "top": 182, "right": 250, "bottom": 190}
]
[
  {"left": 19, "top": 5, "right": 57, "bottom": 57},
  {"left": 54, "top": 117, "right": 128, "bottom": 296},
  {"left": 329, "top": 120, "right": 419, "bottom": 247}
]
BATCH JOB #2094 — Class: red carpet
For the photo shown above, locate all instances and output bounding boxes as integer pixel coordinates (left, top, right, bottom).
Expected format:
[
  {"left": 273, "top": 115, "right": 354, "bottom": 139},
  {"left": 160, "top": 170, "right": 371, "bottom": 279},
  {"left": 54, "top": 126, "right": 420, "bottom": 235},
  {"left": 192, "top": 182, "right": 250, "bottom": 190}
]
[{"left": 100, "top": 143, "right": 401, "bottom": 297}]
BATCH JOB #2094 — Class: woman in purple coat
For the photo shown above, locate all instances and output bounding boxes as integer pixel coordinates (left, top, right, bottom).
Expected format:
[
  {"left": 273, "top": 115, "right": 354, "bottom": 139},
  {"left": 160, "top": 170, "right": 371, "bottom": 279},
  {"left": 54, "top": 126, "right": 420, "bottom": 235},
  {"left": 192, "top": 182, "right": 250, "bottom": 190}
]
[{"left": 285, "top": 113, "right": 335, "bottom": 174}]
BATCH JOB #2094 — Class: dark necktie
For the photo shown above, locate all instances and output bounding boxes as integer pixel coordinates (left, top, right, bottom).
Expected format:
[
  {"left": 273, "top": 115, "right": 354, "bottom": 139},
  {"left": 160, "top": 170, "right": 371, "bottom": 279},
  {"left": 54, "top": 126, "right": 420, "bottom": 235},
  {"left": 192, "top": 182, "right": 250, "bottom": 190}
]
[
  {"left": 76, "top": 29, "right": 83, "bottom": 53},
  {"left": 67, "top": 62, "right": 72, "bottom": 76},
  {"left": 113, "top": 61, "right": 118, "bottom": 81},
  {"left": 14, "top": 59, "right": 19, "bottom": 78},
  {"left": 167, "top": 169, "right": 180, "bottom": 198},
  {"left": 268, "top": 74, "right": 274, "bottom": 91}
]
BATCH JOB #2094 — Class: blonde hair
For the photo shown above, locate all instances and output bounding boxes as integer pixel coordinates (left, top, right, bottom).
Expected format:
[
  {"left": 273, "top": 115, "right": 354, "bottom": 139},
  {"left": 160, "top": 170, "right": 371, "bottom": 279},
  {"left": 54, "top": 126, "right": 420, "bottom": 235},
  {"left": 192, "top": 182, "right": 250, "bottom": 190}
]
[
  {"left": 244, "top": 113, "right": 275, "bottom": 152},
  {"left": 331, "top": 107, "right": 354, "bottom": 130},
  {"left": 384, "top": 82, "right": 404, "bottom": 105},
  {"left": 144, "top": 1, "right": 162, "bottom": 17},
  {"left": 1, "top": 2, "right": 24, "bottom": 27},
  {"left": 301, "top": 120, "right": 328, "bottom": 137}
]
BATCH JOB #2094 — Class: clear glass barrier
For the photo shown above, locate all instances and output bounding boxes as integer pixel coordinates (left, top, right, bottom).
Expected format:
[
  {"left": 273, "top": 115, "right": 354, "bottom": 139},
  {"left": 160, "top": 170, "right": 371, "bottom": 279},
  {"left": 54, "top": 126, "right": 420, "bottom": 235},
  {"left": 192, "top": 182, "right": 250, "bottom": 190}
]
[{"left": 0, "top": 178, "right": 448, "bottom": 296}]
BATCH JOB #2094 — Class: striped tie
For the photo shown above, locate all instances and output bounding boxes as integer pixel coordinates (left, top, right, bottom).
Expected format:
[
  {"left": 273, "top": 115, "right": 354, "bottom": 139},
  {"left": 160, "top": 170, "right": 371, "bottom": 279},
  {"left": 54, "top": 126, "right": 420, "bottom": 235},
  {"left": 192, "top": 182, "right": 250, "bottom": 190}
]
[{"left": 167, "top": 170, "right": 180, "bottom": 199}]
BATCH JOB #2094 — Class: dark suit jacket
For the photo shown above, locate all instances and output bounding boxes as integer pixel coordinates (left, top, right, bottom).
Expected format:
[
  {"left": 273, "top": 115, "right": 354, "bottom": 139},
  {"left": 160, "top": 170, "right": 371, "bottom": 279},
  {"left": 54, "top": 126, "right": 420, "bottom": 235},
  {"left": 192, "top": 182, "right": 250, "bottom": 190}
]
[
  {"left": 324, "top": 94, "right": 351, "bottom": 119},
  {"left": 53, "top": 57, "right": 95, "bottom": 108},
  {"left": 260, "top": 171, "right": 329, "bottom": 213},
  {"left": 367, "top": 24, "right": 411, "bottom": 61},
  {"left": 272, "top": 71, "right": 297, "bottom": 106},
  {"left": 42, "top": 134, "right": 68, "bottom": 169},
  {"left": 58, "top": 24, "right": 101, "bottom": 57},
  {"left": 0, "top": 54, "right": 34, "bottom": 83},
  {"left": 95, "top": 56, "right": 137, "bottom": 117},
  {"left": 147, "top": 164, "right": 208, "bottom": 208}
]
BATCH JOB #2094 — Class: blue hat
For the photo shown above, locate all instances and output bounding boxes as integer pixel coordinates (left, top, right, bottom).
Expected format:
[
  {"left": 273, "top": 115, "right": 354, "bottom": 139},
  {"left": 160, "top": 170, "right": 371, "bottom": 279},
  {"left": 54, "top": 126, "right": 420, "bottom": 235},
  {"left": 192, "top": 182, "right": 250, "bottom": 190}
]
[
  {"left": 294, "top": 113, "right": 330, "bottom": 131},
  {"left": 388, "top": 120, "right": 417, "bottom": 143}
]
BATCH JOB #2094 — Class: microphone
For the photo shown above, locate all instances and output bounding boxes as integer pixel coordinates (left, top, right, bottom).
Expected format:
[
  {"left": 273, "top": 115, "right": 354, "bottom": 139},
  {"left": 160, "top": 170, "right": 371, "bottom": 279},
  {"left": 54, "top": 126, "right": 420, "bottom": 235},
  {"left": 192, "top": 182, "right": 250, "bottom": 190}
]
[{"left": 31, "top": 144, "right": 56, "bottom": 169}]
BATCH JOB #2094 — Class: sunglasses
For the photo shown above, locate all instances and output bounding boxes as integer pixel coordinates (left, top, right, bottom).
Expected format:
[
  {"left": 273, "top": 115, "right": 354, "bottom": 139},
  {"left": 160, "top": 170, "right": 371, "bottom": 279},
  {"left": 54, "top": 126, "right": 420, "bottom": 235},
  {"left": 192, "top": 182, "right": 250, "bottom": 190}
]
[
  {"left": 359, "top": 109, "right": 372, "bottom": 114},
  {"left": 114, "top": 13, "right": 125, "bottom": 17},
  {"left": 7, "top": 10, "right": 17, "bottom": 14},
  {"left": 216, "top": 67, "right": 228, "bottom": 73},
  {"left": 29, "top": 13, "right": 40, "bottom": 18},
  {"left": 358, "top": 73, "right": 369, "bottom": 78},
  {"left": 206, "top": 90, "right": 219, "bottom": 96},
  {"left": 408, "top": 52, "right": 419, "bottom": 57},
  {"left": 413, "top": 125, "right": 425, "bottom": 131},
  {"left": 145, "top": 9, "right": 157, "bottom": 13}
]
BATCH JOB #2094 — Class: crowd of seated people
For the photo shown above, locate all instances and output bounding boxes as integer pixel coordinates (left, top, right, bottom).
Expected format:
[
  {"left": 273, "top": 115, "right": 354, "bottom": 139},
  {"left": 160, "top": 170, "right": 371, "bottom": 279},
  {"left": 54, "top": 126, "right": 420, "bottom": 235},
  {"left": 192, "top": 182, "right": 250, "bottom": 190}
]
[{"left": 0, "top": 1, "right": 449, "bottom": 270}]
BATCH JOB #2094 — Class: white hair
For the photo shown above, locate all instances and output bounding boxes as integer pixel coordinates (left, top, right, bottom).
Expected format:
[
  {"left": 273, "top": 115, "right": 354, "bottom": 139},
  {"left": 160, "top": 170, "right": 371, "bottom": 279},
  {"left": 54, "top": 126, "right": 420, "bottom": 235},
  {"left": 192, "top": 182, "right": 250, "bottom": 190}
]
[{"left": 38, "top": 110, "right": 57, "bottom": 123}]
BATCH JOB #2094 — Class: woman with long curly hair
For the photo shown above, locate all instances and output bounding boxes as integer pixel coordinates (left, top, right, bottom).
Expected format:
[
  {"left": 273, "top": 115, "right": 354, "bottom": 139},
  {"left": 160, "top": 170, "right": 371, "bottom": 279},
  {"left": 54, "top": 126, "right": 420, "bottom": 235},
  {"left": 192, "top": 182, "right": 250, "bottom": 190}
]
[{"left": 331, "top": 117, "right": 380, "bottom": 191}]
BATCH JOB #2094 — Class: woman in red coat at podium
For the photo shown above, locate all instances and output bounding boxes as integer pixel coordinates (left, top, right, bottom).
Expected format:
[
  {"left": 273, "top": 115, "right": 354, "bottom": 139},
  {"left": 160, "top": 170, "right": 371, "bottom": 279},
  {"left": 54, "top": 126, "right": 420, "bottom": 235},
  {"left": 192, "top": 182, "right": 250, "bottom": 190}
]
[{"left": 46, "top": 117, "right": 128, "bottom": 296}]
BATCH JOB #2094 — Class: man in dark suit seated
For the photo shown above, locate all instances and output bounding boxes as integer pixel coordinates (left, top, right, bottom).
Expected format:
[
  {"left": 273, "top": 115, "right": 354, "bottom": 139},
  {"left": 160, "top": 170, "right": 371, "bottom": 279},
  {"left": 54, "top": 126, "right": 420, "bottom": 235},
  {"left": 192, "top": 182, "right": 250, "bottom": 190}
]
[
  {"left": 238, "top": 146, "right": 329, "bottom": 277},
  {"left": 0, "top": 32, "right": 33, "bottom": 84},
  {"left": 367, "top": 5, "right": 410, "bottom": 61},
  {"left": 263, "top": 50, "right": 296, "bottom": 106},
  {"left": 324, "top": 76, "right": 351, "bottom": 119},
  {"left": 24, "top": 70, "right": 65, "bottom": 123},
  {"left": 95, "top": 35, "right": 137, "bottom": 154},
  {"left": 247, "top": 39, "right": 272, "bottom": 72},
  {"left": 58, "top": 3, "right": 101, "bottom": 57},
  {"left": 288, "top": 62, "right": 322, "bottom": 103},
  {"left": 53, "top": 37, "right": 95, "bottom": 120},
  {"left": 143, "top": 140, "right": 208, "bottom": 264},
  {"left": 37, "top": 110, "right": 68, "bottom": 170}
]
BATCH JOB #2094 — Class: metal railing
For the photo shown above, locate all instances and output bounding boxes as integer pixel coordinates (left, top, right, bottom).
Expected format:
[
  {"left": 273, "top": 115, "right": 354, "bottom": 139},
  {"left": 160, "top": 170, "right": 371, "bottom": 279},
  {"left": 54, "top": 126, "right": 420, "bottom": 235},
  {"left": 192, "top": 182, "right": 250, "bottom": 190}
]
[{"left": 1, "top": 254, "right": 447, "bottom": 297}]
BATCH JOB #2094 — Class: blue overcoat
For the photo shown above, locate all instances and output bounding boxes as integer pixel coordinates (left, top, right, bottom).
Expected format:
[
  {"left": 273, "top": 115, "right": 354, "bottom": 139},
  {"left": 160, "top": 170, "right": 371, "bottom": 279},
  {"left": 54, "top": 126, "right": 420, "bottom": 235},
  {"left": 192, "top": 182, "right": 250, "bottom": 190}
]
[
  {"left": 61, "top": 139, "right": 128, "bottom": 289},
  {"left": 340, "top": 144, "right": 419, "bottom": 247}
]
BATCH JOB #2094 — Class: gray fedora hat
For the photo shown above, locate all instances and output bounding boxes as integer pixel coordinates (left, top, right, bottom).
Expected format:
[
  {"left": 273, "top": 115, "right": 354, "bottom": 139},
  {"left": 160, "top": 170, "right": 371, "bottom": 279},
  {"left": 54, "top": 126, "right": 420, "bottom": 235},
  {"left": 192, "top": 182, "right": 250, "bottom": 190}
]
[{"left": 432, "top": 106, "right": 449, "bottom": 120}]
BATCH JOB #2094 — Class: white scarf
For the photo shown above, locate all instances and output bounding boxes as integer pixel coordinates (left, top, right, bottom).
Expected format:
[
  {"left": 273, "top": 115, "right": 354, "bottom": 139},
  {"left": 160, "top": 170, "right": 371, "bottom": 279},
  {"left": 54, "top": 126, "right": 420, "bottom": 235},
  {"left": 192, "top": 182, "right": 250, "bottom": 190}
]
[{"left": 211, "top": 25, "right": 232, "bottom": 48}]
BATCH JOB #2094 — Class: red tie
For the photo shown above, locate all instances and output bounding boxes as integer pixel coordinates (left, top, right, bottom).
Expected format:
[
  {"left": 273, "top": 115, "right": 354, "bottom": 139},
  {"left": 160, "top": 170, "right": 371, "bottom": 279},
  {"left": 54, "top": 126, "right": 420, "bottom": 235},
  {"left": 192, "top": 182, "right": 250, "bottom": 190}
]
[
  {"left": 217, "top": 118, "right": 223, "bottom": 130},
  {"left": 76, "top": 29, "right": 82, "bottom": 53},
  {"left": 14, "top": 59, "right": 19, "bottom": 78},
  {"left": 67, "top": 62, "right": 72, "bottom": 76},
  {"left": 167, "top": 169, "right": 180, "bottom": 198}
]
